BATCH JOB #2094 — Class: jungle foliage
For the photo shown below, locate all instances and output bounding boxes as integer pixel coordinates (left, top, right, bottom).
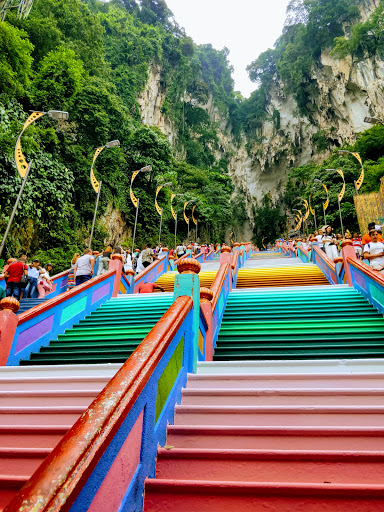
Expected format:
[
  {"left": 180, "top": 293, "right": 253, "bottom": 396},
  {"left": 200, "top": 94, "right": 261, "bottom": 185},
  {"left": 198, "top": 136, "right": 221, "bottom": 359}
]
[{"left": 0, "top": 0, "right": 245, "bottom": 270}]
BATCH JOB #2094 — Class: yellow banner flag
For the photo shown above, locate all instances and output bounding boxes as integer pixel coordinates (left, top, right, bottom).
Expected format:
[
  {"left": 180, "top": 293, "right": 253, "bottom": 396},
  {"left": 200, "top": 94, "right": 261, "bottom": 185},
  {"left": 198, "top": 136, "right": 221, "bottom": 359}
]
[
  {"left": 351, "top": 152, "right": 363, "bottom": 166},
  {"left": 129, "top": 170, "right": 140, "bottom": 207},
  {"left": 355, "top": 167, "right": 364, "bottom": 191},
  {"left": 309, "top": 195, "right": 315, "bottom": 215},
  {"left": 192, "top": 205, "right": 197, "bottom": 225},
  {"left": 183, "top": 202, "right": 189, "bottom": 224},
  {"left": 336, "top": 169, "right": 346, "bottom": 202},
  {"left": 322, "top": 183, "right": 329, "bottom": 211},
  {"left": 15, "top": 111, "right": 45, "bottom": 178},
  {"left": 171, "top": 194, "right": 177, "bottom": 220},
  {"left": 155, "top": 186, "right": 163, "bottom": 216},
  {"left": 90, "top": 147, "right": 104, "bottom": 194}
]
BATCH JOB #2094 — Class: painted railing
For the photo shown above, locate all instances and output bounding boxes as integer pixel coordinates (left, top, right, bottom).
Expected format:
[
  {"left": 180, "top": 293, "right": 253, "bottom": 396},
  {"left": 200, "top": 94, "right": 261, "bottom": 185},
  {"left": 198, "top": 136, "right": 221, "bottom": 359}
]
[
  {"left": 210, "top": 263, "right": 231, "bottom": 348},
  {"left": 231, "top": 250, "right": 239, "bottom": 287},
  {"left": 195, "top": 251, "right": 205, "bottom": 263},
  {"left": 297, "top": 244, "right": 311, "bottom": 264},
  {"left": 347, "top": 257, "right": 384, "bottom": 316},
  {"left": 311, "top": 244, "right": 338, "bottom": 285},
  {"left": 5, "top": 296, "right": 194, "bottom": 512},
  {"left": 0, "top": 261, "right": 123, "bottom": 366},
  {"left": 133, "top": 253, "right": 169, "bottom": 293}
]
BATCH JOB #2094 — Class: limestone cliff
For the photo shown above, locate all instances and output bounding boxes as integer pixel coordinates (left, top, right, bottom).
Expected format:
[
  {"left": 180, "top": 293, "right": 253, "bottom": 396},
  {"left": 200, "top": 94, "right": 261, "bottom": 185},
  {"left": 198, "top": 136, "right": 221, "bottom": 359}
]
[{"left": 136, "top": 0, "right": 384, "bottom": 240}]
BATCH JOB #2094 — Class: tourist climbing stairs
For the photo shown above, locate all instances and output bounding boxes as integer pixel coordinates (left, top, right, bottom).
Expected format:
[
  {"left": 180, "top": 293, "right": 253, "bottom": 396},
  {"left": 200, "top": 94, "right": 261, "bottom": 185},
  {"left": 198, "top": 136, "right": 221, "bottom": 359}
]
[
  {"left": 0, "top": 364, "right": 120, "bottom": 509},
  {"left": 19, "top": 293, "right": 174, "bottom": 365}
]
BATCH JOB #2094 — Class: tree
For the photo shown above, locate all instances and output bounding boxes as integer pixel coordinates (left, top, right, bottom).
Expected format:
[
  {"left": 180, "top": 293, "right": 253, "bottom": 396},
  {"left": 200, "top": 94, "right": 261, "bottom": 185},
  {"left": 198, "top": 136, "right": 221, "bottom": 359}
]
[
  {"left": 30, "top": 46, "right": 85, "bottom": 110},
  {"left": 0, "top": 21, "right": 33, "bottom": 99}
]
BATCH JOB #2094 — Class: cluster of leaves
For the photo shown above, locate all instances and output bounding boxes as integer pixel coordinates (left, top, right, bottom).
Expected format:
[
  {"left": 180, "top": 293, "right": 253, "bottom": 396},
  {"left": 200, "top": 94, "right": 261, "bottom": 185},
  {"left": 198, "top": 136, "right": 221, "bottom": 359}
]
[
  {"left": 0, "top": 0, "right": 248, "bottom": 270},
  {"left": 281, "top": 124, "right": 384, "bottom": 235}
]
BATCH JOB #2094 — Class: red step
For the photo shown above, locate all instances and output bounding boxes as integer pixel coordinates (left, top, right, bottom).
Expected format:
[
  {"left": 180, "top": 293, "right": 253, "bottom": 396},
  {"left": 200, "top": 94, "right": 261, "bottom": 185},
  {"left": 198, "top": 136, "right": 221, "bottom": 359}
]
[
  {"left": 155, "top": 448, "right": 384, "bottom": 483},
  {"left": 144, "top": 479, "right": 384, "bottom": 512},
  {"left": 166, "top": 425, "right": 384, "bottom": 451}
]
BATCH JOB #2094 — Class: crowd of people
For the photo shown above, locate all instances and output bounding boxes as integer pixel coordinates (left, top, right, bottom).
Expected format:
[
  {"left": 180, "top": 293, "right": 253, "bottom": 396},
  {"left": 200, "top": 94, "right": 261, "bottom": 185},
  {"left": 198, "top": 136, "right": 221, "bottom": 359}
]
[
  {"left": 285, "top": 221, "right": 384, "bottom": 274},
  {"left": 0, "top": 241, "right": 215, "bottom": 300},
  {"left": 0, "top": 255, "right": 53, "bottom": 300}
]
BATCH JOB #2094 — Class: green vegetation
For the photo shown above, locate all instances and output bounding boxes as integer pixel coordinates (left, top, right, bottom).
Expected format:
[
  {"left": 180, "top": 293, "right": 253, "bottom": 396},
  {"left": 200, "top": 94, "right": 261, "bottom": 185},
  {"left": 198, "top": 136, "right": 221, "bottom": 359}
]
[
  {"left": 0, "top": 0, "right": 244, "bottom": 270},
  {"left": 282, "top": 124, "right": 384, "bottom": 234}
]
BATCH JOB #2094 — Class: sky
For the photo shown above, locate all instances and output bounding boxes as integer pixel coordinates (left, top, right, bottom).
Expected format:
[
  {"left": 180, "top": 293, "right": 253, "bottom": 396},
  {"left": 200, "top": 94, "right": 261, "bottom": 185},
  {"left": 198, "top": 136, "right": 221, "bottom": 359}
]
[{"left": 165, "top": 0, "right": 290, "bottom": 98}]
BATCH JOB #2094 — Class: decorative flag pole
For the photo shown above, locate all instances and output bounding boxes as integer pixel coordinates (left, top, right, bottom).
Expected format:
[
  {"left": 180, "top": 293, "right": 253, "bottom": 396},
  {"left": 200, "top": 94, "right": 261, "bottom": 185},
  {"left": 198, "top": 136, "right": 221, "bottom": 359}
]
[
  {"left": 0, "top": 109, "right": 68, "bottom": 257},
  {"left": 326, "top": 168, "right": 346, "bottom": 237},
  {"left": 338, "top": 150, "right": 364, "bottom": 194},
  {"left": 89, "top": 140, "right": 120, "bottom": 249},
  {"left": 155, "top": 182, "right": 172, "bottom": 246},
  {"left": 313, "top": 179, "right": 329, "bottom": 226},
  {"left": 130, "top": 165, "right": 152, "bottom": 253}
]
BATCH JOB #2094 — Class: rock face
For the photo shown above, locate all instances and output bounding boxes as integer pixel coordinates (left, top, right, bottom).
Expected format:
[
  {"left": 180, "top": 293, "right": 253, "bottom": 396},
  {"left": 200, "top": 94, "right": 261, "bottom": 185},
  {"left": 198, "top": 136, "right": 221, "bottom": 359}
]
[{"left": 136, "top": 0, "right": 384, "bottom": 239}]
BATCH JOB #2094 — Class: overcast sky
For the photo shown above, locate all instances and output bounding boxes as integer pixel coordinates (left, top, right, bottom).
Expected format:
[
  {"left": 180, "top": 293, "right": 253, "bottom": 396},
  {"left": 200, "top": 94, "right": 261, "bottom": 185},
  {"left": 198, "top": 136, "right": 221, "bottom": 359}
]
[{"left": 166, "top": 0, "right": 290, "bottom": 97}]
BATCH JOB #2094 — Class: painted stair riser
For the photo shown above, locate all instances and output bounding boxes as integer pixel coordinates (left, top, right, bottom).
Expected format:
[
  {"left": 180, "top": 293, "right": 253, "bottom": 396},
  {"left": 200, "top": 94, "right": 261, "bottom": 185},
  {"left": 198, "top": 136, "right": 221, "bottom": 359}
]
[
  {"left": 155, "top": 450, "right": 384, "bottom": 483},
  {"left": 0, "top": 428, "right": 67, "bottom": 449},
  {"left": 166, "top": 426, "right": 384, "bottom": 451},
  {"left": 0, "top": 392, "right": 97, "bottom": 407},
  {"left": 143, "top": 483, "right": 384, "bottom": 512},
  {"left": 0, "top": 454, "right": 47, "bottom": 476},
  {"left": 174, "top": 407, "right": 384, "bottom": 427},
  {"left": 0, "top": 377, "right": 111, "bottom": 391},
  {"left": 187, "top": 374, "right": 384, "bottom": 389},
  {"left": 181, "top": 390, "right": 384, "bottom": 406},
  {"left": 0, "top": 409, "right": 82, "bottom": 426}
]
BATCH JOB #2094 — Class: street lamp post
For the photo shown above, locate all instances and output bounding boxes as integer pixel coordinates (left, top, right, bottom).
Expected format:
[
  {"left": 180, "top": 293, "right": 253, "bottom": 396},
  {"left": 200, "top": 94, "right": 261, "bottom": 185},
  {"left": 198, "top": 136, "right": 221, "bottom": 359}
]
[
  {"left": 326, "top": 168, "right": 346, "bottom": 237},
  {"left": 130, "top": 165, "right": 152, "bottom": 253},
  {"left": 313, "top": 179, "right": 329, "bottom": 226},
  {"left": 89, "top": 140, "right": 120, "bottom": 249},
  {"left": 155, "top": 182, "right": 172, "bottom": 246},
  {"left": 0, "top": 110, "right": 69, "bottom": 258},
  {"left": 338, "top": 150, "right": 364, "bottom": 194}
]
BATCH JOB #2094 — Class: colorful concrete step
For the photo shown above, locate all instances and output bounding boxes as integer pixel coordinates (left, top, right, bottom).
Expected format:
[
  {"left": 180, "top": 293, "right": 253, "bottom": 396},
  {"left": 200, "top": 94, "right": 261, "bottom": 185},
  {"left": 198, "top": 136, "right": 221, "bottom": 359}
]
[
  {"left": 166, "top": 425, "right": 384, "bottom": 451},
  {"left": 174, "top": 404, "right": 384, "bottom": 427},
  {"left": 143, "top": 480, "right": 384, "bottom": 512},
  {"left": 154, "top": 448, "right": 384, "bottom": 483},
  {"left": 196, "top": 359, "right": 384, "bottom": 374},
  {"left": 0, "top": 364, "right": 118, "bottom": 509},
  {"left": 181, "top": 388, "right": 384, "bottom": 406},
  {"left": 20, "top": 294, "right": 173, "bottom": 365}
]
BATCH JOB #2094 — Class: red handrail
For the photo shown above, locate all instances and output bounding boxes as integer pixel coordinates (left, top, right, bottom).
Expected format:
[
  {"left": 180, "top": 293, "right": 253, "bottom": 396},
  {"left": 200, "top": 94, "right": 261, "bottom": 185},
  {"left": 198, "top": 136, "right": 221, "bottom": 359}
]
[
  {"left": 5, "top": 296, "right": 193, "bottom": 512},
  {"left": 134, "top": 255, "right": 167, "bottom": 283},
  {"left": 211, "top": 263, "right": 230, "bottom": 311},
  {"left": 312, "top": 245, "right": 336, "bottom": 272}
]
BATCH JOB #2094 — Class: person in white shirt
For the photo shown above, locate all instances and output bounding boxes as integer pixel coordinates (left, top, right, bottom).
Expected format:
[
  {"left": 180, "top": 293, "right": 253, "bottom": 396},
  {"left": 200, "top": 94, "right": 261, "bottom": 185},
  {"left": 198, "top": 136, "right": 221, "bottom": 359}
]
[
  {"left": 363, "top": 230, "right": 384, "bottom": 273},
  {"left": 176, "top": 244, "right": 186, "bottom": 258},
  {"left": 24, "top": 259, "right": 42, "bottom": 298},
  {"left": 74, "top": 249, "right": 95, "bottom": 285},
  {"left": 322, "top": 225, "right": 338, "bottom": 260},
  {"left": 315, "top": 228, "right": 324, "bottom": 249}
]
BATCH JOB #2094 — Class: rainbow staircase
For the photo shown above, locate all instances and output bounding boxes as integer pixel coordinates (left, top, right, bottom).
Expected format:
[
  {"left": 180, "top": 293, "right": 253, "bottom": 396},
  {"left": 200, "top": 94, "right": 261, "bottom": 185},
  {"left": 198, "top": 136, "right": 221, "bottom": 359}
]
[
  {"left": 19, "top": 293, "right": 174, "bottom": 365},
  {"left": 144, "top": 359, "right": 384, "bottom": 511},
  {"left": 214, "top": 286, "right": 384, "bottom": 360},
  {"left": 0, "top": 364, "right": 120, "bottom": 509},
  {"left": 144, "top": 254, "right": 384, "bottom": 510}
]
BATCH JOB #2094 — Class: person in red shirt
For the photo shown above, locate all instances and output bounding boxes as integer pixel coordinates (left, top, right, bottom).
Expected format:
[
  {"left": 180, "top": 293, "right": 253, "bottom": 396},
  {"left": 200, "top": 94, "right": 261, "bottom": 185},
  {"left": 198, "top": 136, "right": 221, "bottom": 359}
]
[
  {"left": 138, "top": 282, "right": 164, "bottom": 294},
  {"left": 4, "top": 255, "right": 28, "bottom": 300},
  {"left": 362, "top": 222, "right": 384, "bottom": 245}
]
